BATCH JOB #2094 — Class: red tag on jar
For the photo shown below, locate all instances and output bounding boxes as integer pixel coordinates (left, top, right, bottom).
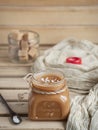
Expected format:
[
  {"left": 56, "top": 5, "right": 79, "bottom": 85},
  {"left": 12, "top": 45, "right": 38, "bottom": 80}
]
[{"left": 66, "top": 57, "right": 82, "bottom": 64}]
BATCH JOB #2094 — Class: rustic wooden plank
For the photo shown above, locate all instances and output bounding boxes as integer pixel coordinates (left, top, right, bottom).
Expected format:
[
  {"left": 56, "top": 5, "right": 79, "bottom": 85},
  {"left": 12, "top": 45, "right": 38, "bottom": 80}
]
[
  {"left": 0, "top": 90, "right": 77, "bottom": 101},
  {"left": 0, "top": 44, "right": 8, "bottom": 49},
  {"left": 0, "top": 0, "right": 97, "bottom": 6},
  {"left": 0, "top": 54, "right": 44, "bottom": 66},
  {"left": 0, "top": 78, "right": 29, "bottom": 89},
  {"left": 0, "top": 102, "right": 28, "bottom": 115},
  {"left": 0, "top": 7, "right": 98, "bottom": 25},
  {"left": 0, "top": 49, "right": 44, "bottom": 58},
  {"left": 0, "top": 5, "right": 97, "bottom": 11},
  {"left": 0, "top": 49, "right": 7, "bottom": 56},
  {"left": 0, "top": 57, "right": 39, "bottom": 67},
  {"left": 0, "top": 92, "right": 77, "bottom": 115},
  {"left": 0, "top": 117, "right": 65, "bottom": 130},
  {"left": 0, "top": 45, "right": 51, "bottom": 58},
  {"left": 0, "top": 66, "right": 31, "bottom": 76},
  {"left": 0, "top": 58, "right": 33, "bottom": 67},
  {"left": 0, "top": 44, "right": 52, "bottom": 49},
  {"left": 0, "top": 90, "right": 28, "bottom": 101},
  {"left": 0, "top": 25, "right": 98, "bottom": 44},
  {"left": 0, "top": 44, "right": 51, "bottom": 58}
]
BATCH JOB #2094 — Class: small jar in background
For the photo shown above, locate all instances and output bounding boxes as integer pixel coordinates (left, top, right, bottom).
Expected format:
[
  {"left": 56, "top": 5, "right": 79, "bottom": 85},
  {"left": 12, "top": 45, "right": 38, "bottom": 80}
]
[
  {"left": 25, "top": 69, "right": 70, "bottom": 120},
  {"left": 8, "top": 30, "right": 39, "bottom": 63}
]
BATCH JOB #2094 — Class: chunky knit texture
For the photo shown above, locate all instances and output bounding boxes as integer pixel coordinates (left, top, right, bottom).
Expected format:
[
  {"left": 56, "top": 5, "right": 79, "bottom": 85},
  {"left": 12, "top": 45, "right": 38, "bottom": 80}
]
[{"left": 33, "top": 38, "right": 98, "bottom": 94}]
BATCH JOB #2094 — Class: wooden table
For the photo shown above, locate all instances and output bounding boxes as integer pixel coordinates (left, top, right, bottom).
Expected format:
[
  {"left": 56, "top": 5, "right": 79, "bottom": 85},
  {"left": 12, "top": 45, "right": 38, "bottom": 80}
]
[{"left": 0, "top": 44, "right": 65, "bottom": 130}]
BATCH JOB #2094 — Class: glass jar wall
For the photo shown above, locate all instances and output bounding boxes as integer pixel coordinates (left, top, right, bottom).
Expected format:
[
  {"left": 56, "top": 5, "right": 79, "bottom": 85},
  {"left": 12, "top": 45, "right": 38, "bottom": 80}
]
[
  {"left": 25, "top": 69, "right": 70, "bottom": 120},
  {"left": 8, "top": 30, "right": 39, "bottom": 63}
]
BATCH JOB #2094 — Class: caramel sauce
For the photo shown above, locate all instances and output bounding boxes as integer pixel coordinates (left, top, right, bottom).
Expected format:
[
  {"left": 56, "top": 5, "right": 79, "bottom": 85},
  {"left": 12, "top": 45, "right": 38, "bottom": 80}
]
[
  {"left": 40, "top": 74, "right": 61, "bottom": 83},
  {"left": 28, "top": 72, "right": 70, "bottom": 120}
]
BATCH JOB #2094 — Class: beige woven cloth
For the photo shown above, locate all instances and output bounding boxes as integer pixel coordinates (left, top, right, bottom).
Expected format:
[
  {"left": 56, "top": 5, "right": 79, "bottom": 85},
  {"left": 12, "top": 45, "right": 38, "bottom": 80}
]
[
  {"left": 33, "top": 38, "right": 98, "bottom": 94},
  {"left": 66, "top": 83, "right": 98, "bottom": 130}
]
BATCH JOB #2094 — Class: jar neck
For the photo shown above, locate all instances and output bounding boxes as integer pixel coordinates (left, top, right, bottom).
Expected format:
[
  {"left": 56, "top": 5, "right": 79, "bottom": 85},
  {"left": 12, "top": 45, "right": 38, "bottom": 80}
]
[
  {"left": 31, "top": 79, "right": 66, "bottom": 93},
  {"left": 31, "top": 84, "right": 67, "bottom": 95},
  {"left": 25, "top": 69, "right": 66, "bottom": 93}
]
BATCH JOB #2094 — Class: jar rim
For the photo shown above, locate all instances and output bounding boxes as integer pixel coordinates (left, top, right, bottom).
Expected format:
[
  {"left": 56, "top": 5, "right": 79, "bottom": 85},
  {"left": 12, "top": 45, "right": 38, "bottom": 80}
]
[
  {"left": 8, "top": 30, "right": 39, "bottom": 42},
  {"left": 32, "top": 68, "right": 65, "bottom": 87}
]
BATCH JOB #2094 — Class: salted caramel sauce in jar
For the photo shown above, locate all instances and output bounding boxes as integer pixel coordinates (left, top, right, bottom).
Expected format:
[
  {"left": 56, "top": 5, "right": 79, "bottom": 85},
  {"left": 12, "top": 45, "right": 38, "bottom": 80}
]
[{"left": 27, "top": 69, "right": 70, "bottom": 120}]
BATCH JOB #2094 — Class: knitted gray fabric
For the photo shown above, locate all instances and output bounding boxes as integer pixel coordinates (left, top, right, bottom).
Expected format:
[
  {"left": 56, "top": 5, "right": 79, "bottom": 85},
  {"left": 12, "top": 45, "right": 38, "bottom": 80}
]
[{"left": 33, "top": 38, "right": 98, "bottom": 94}]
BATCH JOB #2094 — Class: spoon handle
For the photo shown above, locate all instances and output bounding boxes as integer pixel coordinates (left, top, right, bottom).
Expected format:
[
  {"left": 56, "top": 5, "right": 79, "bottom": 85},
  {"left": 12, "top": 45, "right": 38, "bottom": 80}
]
[{"left": 0, "top": 94, "right": 14, "bottom": 114}]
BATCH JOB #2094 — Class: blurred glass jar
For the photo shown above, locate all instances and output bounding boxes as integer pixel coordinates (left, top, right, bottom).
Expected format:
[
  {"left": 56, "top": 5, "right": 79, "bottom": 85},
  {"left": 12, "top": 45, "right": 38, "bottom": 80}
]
[{"left": 8, "top": 30, "right": 39, "bottom": 63}]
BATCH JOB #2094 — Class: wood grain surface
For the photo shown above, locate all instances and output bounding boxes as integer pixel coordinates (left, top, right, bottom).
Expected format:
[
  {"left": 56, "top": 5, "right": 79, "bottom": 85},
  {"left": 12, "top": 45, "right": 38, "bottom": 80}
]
[{"left": 0, "top": 0, "right": 98, "bottom": 6}]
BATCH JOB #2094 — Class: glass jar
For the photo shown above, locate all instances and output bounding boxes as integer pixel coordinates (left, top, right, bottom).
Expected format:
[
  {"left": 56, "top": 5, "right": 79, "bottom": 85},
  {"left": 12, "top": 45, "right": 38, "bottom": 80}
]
[
  {"left": 8, "top": 30, "right": 39, "bottom": 63},
  {"left": 25, "top": 69, "right": 70, "bottom": 120}
]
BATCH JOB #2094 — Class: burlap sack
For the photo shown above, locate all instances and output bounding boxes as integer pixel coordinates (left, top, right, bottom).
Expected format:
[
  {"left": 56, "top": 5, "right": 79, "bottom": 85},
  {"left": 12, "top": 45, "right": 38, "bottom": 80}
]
[{"left": 32, "top": 38, "right": 98, "bottom": 94}]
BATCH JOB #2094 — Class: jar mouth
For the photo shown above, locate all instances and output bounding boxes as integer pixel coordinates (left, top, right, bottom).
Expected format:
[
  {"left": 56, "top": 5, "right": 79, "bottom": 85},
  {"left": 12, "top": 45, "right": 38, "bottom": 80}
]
[
  {"left": 8, "top": 30, "right": 39, "bottom": 42},
  {"left": 32, "top": 69, "right": 65, "bottom": 87}
]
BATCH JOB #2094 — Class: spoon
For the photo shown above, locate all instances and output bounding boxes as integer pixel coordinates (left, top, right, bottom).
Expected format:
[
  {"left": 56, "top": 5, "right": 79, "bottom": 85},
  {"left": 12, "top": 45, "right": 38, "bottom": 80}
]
[{"left": 0, "top": 94, "right": 22, "bottom": 124}]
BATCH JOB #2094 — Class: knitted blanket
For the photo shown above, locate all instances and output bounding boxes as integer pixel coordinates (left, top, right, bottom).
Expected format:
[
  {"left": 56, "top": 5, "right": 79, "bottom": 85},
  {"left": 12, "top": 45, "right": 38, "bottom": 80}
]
[{"left": 33, "top": 38, "right": 98, "bottom": 94}]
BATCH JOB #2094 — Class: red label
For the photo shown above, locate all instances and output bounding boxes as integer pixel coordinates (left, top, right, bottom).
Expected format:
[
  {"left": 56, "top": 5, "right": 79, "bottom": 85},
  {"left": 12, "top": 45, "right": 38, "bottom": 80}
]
[{"left": 66, "top": 57, "right": 82, "bottom": 64}]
